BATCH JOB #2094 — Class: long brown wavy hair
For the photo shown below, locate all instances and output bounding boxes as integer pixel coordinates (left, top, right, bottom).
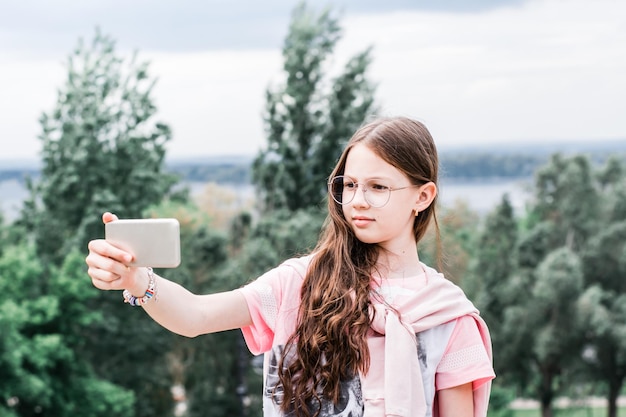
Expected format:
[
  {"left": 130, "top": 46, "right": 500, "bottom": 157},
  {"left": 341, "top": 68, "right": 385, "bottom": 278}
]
[{"left": 276, "top": 117, "right": 440, "bottom": 416}]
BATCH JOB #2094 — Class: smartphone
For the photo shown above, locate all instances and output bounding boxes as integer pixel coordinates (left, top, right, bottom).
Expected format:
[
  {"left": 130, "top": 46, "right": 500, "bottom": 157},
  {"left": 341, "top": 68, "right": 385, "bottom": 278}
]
[{"left": 105, "top": 218, "right": 181, "bottom": 268}]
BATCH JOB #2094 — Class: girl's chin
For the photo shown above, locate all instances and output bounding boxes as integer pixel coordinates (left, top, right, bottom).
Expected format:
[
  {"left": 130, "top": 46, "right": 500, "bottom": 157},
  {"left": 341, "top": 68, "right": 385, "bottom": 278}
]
[{"left": 352, "top": 230, "right": 382, "bottom": 245}]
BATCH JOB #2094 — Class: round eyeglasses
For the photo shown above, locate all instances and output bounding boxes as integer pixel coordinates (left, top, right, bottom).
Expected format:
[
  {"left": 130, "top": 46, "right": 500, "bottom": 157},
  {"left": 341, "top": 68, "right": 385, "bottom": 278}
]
[{"left": 328, "top": 175, "right": 419, "bottom": 208}]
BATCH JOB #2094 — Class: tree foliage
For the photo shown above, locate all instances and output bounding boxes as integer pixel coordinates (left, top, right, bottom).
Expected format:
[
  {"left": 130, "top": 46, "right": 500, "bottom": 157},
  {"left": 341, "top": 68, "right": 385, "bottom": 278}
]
[
  {"left": 19, "top": 29, "right": 180, "bottom": 265},
  {"left": 465, "top": 195, "right": 518, "bottom": 338},
  {"left": 468, "top": 153, "right": 626, "bottom": 417},
  {"left": 252, "top": 2, "right": 377, "bottom": 212},
  {"left": 5, "top": 29, "right": 189, "bottom": 416},
  {"left": 578, "top": 220, "right": 626, "bottom": 417},
  {"left": 0, "top": 245, "right": 135, "bottom": 416}
]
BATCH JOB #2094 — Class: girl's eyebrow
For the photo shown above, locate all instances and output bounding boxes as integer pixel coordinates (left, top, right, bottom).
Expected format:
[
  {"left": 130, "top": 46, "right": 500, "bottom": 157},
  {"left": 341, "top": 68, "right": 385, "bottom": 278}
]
[{"left": 343, "top": 174, "right": 394, "bottom": 181}]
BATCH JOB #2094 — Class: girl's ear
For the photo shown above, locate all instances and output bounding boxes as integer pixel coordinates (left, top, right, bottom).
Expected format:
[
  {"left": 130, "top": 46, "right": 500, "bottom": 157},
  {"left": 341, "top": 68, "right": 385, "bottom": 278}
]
[{"left": 414, "top": 182, "right": 437, "bottom": 214}]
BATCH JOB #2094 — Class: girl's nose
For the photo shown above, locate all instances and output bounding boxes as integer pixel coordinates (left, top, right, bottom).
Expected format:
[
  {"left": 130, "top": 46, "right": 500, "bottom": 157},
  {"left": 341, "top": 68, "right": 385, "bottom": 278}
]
[{"left": 351, "top": 185, "right": 370, "bottom": 207}]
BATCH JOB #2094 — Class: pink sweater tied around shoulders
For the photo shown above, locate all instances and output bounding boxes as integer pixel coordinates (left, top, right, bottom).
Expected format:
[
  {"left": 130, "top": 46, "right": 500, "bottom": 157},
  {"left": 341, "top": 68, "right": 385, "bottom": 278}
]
[{"left": 368, "top": 264, "right": 493, "bottom": 417}]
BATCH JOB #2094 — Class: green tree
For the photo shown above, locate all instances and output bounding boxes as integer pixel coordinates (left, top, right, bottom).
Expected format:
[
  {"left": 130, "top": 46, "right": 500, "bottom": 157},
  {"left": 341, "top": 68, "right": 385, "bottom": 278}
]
[
  {"left": 10, "top": 28, "right": 187, "bottom": 417},
  {"left": 464, "top": 195, "right": 519, "bottom": 389},
  {"left": 19, "top": 28, "right": 180, "bottom": 265},
  {"left": 0, "top": 244, "right": 135, "bottom": 416},
  {"left": 527, "top": 155, "right": 626, "bottom": 417},
  {"left": 531, "top": 154, "right": 598, "bottom": 253},
  {"left": 252, "top": 2, "right": 377, "bottom": 213},
  {"left": 482, "top": 244, "right": 585, "bottom": 417},
  {"left": 472, "top": 154, "right": 626, "bottom": 417},
  {"left": 501, "top": 155, "right": 599, "bottom": 417},
  {"left": 578, "top": 214, "right": 626, "bottom": 417},
  {"left": 463, "top": 195, "right": 521, "bottom": 414},
  {"left": 465, "top": 194, "right": 518, "bottom": 314},
  {"left": 528, "top": 248, "right": 585, "bottom": 417}
]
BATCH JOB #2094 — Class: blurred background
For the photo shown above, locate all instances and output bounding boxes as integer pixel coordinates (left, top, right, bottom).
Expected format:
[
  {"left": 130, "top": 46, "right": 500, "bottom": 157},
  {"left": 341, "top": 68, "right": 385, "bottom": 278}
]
[{"left": 0, "top": 1, "right": 625, "bottom": 416}]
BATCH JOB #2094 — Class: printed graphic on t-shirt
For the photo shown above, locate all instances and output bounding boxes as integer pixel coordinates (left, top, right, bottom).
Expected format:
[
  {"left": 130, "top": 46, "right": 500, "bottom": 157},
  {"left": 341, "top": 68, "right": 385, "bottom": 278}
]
[{"left": 264, "top": 345, "right": 365, "bottom": 417}]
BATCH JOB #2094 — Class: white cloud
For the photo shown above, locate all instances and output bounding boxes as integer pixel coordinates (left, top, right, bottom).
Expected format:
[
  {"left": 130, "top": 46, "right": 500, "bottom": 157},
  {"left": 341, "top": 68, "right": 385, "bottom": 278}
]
[
  {"left": 0, "top": 0, "right": 624, "bottom": 161},
  {"left": 144, "top": 49, "right": 283, "bottom": 158},
  {"left": 0, "top": 58, "right": 65, "bottom": 159},
  {"left": 336, "top": 0, "right": 626, "bottom": 147}
]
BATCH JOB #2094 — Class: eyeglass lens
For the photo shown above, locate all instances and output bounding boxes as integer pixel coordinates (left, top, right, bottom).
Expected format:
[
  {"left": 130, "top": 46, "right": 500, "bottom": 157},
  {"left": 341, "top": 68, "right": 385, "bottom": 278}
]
[{"left": 328, "top": 176, "right": 391, "bottom": 208}]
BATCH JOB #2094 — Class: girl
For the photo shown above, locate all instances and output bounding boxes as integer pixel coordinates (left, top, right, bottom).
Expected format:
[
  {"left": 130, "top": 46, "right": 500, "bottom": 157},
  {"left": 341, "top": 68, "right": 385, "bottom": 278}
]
[{"left": 86, "top": 116, "right": 495, "bottom": 417}]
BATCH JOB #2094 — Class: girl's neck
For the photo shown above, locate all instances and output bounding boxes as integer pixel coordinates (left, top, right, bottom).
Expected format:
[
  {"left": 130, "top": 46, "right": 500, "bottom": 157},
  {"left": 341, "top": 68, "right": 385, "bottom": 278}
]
[{"left": 375, "top": 249, "right": 422, "bottom": 279}]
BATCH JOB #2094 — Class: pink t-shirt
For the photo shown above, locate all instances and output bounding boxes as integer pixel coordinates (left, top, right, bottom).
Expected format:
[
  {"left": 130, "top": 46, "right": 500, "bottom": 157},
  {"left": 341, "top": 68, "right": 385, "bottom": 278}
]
[{"left": 239, "top": 255, "right": 495, "bottom": 417}]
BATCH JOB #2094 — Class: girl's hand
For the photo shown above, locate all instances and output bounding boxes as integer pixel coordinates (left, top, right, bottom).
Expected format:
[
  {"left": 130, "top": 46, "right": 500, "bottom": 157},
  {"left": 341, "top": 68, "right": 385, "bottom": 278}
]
[{"left": 85, "top": 212, "right": 148, "bottom": 295}]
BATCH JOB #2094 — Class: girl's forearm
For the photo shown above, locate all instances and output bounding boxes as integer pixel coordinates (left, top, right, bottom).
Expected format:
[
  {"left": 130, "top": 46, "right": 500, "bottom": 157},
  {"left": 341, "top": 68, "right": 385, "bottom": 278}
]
[{"left": 135, "top": 271, "right": 252, "bottom": 337}]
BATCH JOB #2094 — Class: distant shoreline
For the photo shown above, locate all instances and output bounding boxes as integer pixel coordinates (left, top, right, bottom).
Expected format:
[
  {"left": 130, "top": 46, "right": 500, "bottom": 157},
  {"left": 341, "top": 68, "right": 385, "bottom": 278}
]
[
  {"left": 1, "top": 136, "right": 625, "bottom": 169},
  {"left": 3, "top": 141, "right": 623, "bottom": 222},
  {"left": 1, "top": 177, "right": 530, "bottom": 223}
]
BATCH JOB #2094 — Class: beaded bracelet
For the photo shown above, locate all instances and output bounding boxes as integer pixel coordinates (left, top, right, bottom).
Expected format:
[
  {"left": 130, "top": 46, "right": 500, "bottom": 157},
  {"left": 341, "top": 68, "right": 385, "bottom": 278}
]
[{"left": 123, "top": 267, "right": 157, "bottom": 306}]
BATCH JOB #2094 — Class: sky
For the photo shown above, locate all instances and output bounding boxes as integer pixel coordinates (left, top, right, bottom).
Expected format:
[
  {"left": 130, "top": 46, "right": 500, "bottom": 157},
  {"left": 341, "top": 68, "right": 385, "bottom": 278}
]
[{"left": 0, "top": 0, "right": 624, "bottom": 162}]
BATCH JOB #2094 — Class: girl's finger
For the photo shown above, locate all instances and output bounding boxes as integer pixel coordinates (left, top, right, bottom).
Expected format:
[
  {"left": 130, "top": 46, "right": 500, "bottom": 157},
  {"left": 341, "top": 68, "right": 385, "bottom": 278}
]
[
  {"left": 87, "top": 266, "right": 124, "bottom": 290},
  {"left": 85, "top": 251, "right": 131, "bottom": 280},
  {"left": 88, "top": 239, "right": 133, "bottom": 265},
  {"left": 103, "top": 212, "right": 119, "bottom": 223}
]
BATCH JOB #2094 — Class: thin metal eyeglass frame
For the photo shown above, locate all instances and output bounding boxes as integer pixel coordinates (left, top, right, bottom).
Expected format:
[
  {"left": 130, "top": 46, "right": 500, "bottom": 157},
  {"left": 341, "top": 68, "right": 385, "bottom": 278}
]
[{"left": 327, "top": 175, "right": 420, "bottom": 208}]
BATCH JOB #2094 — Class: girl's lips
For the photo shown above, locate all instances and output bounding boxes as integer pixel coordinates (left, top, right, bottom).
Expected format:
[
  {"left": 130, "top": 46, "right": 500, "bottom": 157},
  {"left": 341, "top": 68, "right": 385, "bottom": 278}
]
[{"left": 352, "top": 216, "right": 374, "bottom": 227}]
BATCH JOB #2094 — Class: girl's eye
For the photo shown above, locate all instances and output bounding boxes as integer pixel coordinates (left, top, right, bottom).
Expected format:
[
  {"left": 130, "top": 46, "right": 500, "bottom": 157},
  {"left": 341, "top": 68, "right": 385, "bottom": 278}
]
[
  {"left": 368, "top": 182, "right": 390, "bottom": 191},
  {"left": 344, "top": 181, "right": 357, "bottom": 189}
]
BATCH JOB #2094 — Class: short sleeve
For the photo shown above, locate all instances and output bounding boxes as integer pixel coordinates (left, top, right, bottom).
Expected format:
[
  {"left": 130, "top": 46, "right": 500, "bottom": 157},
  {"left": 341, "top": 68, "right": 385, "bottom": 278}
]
[
  {"left": 238, "top": 280, "right": 277, "bottom": 355},
  {"left": 238, "top": 256, "right": 309, "bottom": 355},
  {"left": 435, "top": 315, "right": 495, "bottom": 391}
]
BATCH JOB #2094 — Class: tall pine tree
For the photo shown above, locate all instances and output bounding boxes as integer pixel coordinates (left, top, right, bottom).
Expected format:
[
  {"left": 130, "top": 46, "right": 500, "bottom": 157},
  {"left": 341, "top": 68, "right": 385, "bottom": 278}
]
[{"left": 252, "top": 2, "right": 377, "bottom": 212}]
